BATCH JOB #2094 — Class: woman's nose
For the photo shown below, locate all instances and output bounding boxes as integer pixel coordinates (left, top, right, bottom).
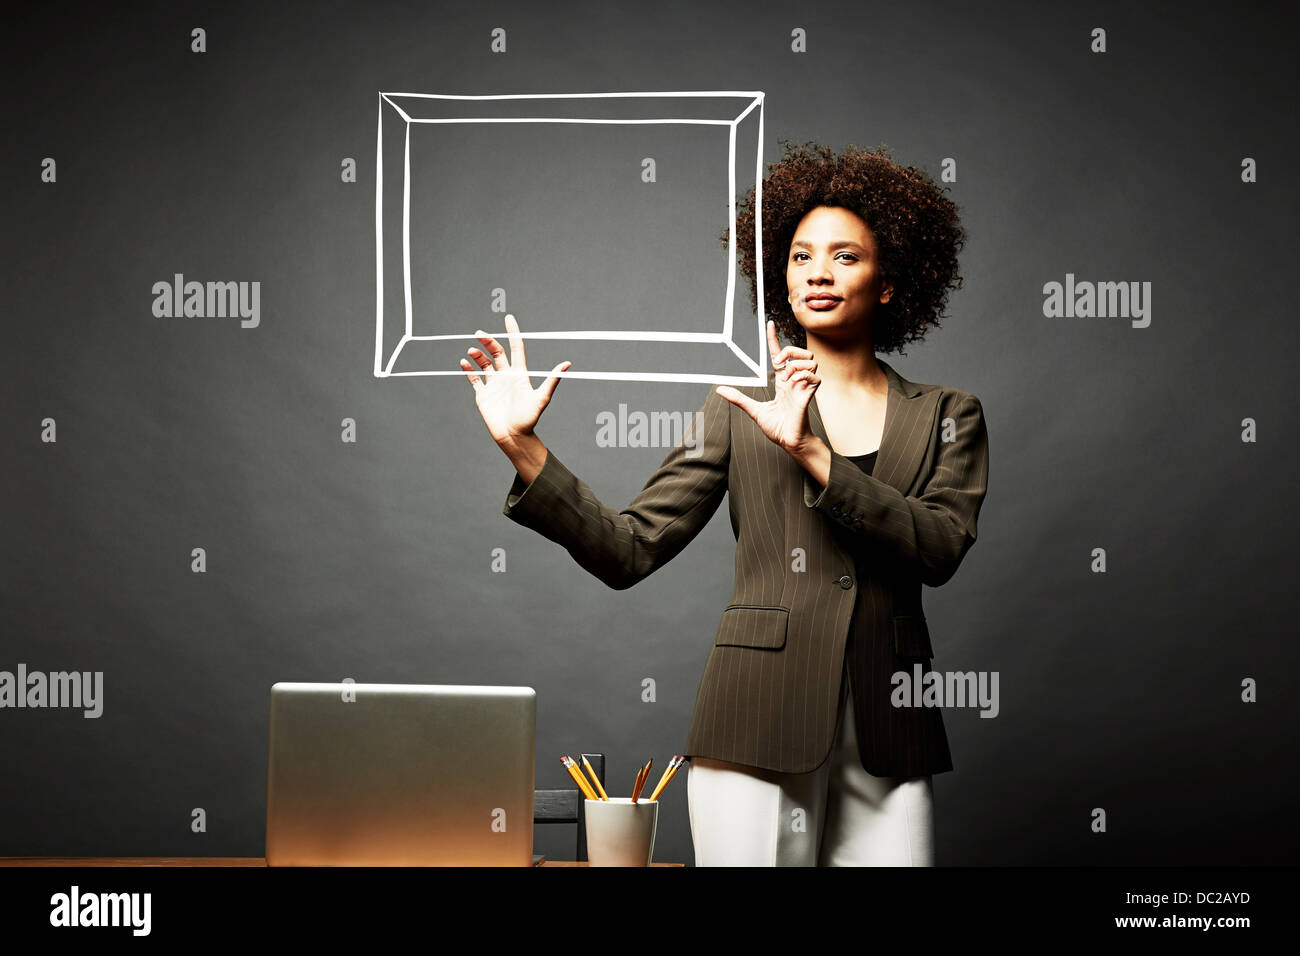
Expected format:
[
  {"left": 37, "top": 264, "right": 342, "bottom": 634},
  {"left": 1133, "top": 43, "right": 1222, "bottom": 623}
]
[{"left": 808, "top": 256, "right": 833, "bottom": 281}]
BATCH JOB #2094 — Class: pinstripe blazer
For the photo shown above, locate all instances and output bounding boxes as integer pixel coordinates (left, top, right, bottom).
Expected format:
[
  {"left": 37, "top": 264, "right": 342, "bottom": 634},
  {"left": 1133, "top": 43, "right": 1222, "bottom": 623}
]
[{"left": 502, "top": 358, "right": 989, "bottom": 777}]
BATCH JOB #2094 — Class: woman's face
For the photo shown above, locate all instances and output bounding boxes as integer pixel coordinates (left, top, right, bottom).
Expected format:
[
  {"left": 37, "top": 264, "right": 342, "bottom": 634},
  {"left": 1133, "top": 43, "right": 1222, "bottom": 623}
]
[{"left": 785, "top": 205, "right": 892, "bottom": 342}]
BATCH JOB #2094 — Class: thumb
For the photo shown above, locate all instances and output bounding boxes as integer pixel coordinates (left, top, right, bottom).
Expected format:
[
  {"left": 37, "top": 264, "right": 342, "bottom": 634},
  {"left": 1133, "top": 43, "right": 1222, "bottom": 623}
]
[
  {"left": 715, "top": 385, "right": 757, "bottom": 418},
  {"left": 539, "top": 361, "right": 571, "bottom": 406}
]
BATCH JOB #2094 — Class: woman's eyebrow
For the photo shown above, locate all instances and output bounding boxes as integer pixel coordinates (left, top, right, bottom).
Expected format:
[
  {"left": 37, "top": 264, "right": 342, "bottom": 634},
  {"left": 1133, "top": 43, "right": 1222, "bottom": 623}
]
[{"left": 791, "top": 239, "right": 866, "bottom": 250}]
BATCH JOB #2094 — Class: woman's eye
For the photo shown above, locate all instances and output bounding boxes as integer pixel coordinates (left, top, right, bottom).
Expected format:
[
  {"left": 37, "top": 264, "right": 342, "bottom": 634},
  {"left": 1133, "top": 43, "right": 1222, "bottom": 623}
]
[{"left": 791, "top": 251, "right": 858, "bottom": 263}]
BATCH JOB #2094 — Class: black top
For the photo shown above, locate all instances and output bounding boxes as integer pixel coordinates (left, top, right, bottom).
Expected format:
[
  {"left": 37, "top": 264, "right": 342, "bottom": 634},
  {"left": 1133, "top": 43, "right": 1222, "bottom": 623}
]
[{"left": 845, "top": 449, "right": 878, "bottom": 476}]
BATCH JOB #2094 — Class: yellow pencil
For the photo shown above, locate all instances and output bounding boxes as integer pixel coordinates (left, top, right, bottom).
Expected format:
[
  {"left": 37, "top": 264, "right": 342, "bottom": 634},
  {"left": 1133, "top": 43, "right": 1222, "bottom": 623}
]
[
  {"left": 631, "top": 758, "right": 653, "bottom": 802},
  {"left": 656, "top": 756, "right": 686, "bottom": 799},
  {"left": 562, "top": 756, "right": 598, "bottom": 801},
  {"left": 581, "top": 755, "right": 609, "bottom": 800},
  {"left": 630, "top": 765, "right": 645, "bottom": 803},
  {"left": 649, "top": 755, "right": 682, "bottom": 801},
  {"left": 571, "top": 756, "right": 603, "bottom": 800},
  {"left": 647, "top": 756, "right": 676, "bottom": 801},
  {"left": 575, "top": 756, "right": 602, "bottom": 800},
  {"left": 564, "top": 756, "right": 598, "bottom": 800}
]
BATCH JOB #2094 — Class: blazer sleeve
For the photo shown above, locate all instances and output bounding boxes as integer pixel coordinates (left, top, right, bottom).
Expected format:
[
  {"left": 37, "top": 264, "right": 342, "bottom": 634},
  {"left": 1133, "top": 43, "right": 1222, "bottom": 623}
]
[
  {"left": 501, "top": 385, "right": 732, "bottom": 591},
  {"left": 802, "top": 391, "right": 989, "bottom": 588}
]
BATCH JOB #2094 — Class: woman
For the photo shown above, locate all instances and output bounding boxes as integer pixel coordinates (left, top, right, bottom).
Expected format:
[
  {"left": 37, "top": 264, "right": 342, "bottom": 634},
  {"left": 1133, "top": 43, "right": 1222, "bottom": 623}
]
[{"left": 459, "top": 140, "right": 989, "bottom": 866}]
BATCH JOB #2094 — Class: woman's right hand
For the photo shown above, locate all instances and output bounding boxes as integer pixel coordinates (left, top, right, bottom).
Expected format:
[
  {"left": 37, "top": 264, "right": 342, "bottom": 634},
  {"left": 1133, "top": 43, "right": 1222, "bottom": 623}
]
[{"left": 459, "top": 313, "right": 572, "bottom": 449}]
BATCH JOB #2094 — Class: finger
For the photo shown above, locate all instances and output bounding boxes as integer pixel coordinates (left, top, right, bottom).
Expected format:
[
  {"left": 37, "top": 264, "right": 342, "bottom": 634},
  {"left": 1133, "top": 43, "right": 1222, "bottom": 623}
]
[
  {"left": 787, "top": 370, "right": 820, "bottom": 390},
  {"left": 791, "top": 374, "right": 818, "bottom": 410},
  {"left": 474, "top": 328, "right": 509, "bottom": 370},
  {"left": 458, "top": 357, "right": 483, "bottom": 390},
  {"left": 504, "top": 313, "right": 527, "bottom": 371},
  {"left": 776, "top": 361, "right": 815, "bottom": 388},
  {"left": 539, "top": 360, "right": 571, "bottom": 405},
  {"left": 779, "top": 358, "right": 817, "bottom": 375},
  {"left": 466, "top": 345, "right": 493, "bottom": 372},
  {"left": 772, "top": 316, "right": 814, "bottom": 361},
  {"left": 767, "top": 320, "right": 786, "bottom": 369}
]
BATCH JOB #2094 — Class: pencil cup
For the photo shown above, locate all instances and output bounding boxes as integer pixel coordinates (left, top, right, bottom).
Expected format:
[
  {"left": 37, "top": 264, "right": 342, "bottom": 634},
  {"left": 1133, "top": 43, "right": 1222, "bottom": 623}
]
[{"left": 584, "top": 797, "right": 659, "bottom": 866}]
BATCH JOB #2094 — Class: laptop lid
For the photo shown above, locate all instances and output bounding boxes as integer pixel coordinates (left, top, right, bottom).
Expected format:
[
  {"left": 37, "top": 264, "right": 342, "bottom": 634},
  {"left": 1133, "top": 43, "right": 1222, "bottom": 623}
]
[{"left": 266, "top": 682, "right": 536, "bottom": 866}]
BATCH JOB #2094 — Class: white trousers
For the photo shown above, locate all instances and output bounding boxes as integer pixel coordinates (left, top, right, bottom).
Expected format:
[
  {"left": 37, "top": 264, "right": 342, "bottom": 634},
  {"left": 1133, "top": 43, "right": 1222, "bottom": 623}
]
[{"left": 687, "top": 663, "right": 934, "bottom": 866}]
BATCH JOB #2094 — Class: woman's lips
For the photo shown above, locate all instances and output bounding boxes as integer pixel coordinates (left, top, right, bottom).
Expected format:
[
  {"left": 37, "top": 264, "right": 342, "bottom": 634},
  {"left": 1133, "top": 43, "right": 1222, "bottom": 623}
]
[{"left": 804, "top": 294, "right": 841, "bottom": 310}]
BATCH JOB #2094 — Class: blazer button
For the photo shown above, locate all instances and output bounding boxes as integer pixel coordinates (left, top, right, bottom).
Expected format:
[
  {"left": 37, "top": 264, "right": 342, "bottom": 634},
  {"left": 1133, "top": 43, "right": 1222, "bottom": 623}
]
[
  {"left": 838, "top": 575, "right": 853, "bottom": 589},
  {"left": 831, "top": 504, "right": 842, "bottom": 516},
  {"left": 852, "top": 519, "right": 863, "bottom": 530}
]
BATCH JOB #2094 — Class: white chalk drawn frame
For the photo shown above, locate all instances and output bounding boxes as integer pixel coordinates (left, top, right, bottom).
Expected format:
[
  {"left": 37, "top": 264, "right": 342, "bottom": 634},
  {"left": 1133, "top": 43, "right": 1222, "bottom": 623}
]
[{"left": 374, "top": 90, "right": 768, "bottom": 385}]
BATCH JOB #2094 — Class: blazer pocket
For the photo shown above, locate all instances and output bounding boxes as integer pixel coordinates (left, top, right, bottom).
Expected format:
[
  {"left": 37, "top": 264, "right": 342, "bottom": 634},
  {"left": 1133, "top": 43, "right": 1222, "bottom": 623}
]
[
  {"left": 892, "top": 614, "right": 934, "bottom": 659},
  {"left": 713, "top": 604, "right": 789, "bottom": 650}
]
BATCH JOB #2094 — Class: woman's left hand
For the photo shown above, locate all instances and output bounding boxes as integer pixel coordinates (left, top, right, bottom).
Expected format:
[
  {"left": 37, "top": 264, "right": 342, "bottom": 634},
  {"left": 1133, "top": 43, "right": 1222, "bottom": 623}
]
[{"left": 715, "top": 320, "right": 820, "bottom": 455}]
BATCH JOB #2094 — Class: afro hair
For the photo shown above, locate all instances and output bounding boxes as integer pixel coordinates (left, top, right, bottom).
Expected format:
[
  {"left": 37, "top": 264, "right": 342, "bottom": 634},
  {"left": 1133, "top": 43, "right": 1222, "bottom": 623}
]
[{"left": 724, "top": 139, "right": 967, "bottom": 355}]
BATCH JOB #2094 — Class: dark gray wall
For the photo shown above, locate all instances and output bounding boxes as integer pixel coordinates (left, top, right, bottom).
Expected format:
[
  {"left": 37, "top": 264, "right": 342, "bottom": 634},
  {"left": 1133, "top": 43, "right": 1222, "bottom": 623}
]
[{"left": 3, "top": 0, "right": 1296, "bottom": 866}]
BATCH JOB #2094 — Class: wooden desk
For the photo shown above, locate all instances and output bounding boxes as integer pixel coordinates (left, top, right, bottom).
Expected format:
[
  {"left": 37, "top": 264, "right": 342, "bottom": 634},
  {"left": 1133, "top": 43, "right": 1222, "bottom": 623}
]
[
  {"left": 536, "top": 861, "right": 682, "bottom": 867},
  {"left": 0, "top": 857, "right": 682, "bottom": 867}
]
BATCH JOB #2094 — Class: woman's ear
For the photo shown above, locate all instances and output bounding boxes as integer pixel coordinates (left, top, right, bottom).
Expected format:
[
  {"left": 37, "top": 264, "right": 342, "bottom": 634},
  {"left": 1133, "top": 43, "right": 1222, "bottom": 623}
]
[{"left": 880, "top": 281, "right": 894, "bottom": 304}]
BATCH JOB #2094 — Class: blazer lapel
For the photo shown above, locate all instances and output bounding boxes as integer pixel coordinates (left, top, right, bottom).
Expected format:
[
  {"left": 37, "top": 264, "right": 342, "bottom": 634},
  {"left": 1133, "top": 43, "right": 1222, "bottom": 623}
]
[{"left": 805, "top": 357, "right": 936, "bottom": 495}]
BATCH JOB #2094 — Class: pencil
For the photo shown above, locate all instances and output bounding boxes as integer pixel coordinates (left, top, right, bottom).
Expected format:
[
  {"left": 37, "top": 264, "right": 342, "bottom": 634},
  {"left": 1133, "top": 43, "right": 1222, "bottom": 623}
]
[
  {"left": 653, "top": 755, "right": 686, "bottom": 800},
  {"left": 562, "top": 756, "right": 598, "bottom": 801},
  {"left": 630, "top": 765, "right": 645, "bottom": 803},
  {"left": 647, "top": 755, "right": 677, "bottom": 800},
  {"left": 569, "top": 755, "right": 601, "bottom": 799},
  {"left": 581, "top": 755, "right": 609, "bottom": 800},
  {"left": 631, "top": 758, "right": 653, "bottom": 802},
  {"left": 649, "top": 755, "right": 682, "bottom": 801}
]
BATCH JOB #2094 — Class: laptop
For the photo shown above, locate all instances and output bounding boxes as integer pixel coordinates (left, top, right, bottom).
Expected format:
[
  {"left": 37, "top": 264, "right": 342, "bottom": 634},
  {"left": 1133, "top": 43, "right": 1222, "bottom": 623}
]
[{"left": 266, "top": 682, "right": 537, "bottom": 866}]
